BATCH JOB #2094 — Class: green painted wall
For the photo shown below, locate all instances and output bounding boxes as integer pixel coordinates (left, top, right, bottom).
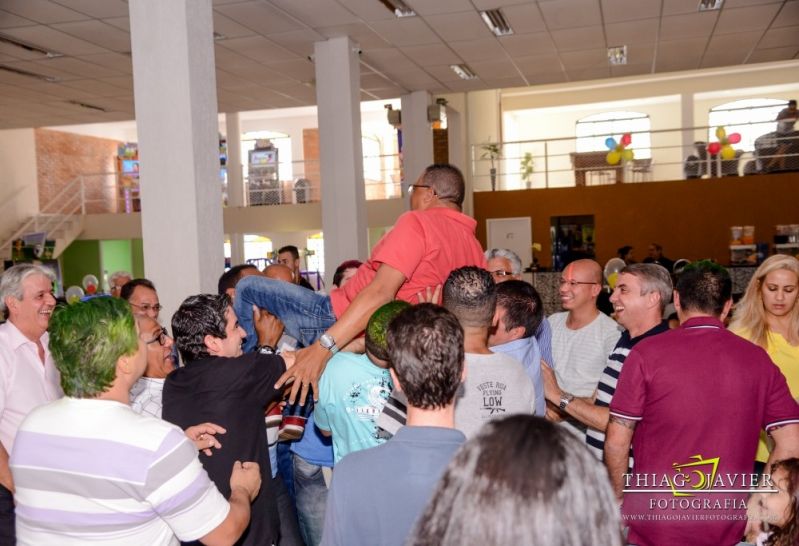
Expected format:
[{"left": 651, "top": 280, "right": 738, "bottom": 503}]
[
  {"left": 131, "top": 239, "right": 144, "bottom": 278},
  {"left": 60, "top": 240, "right": 102, "bottom": 290},
  {"left": 100, "top": 240, "right": 132, "bottom": 286}
]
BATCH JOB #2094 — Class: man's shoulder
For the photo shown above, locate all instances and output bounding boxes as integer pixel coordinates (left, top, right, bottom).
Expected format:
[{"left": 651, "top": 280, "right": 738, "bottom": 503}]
[{"left": 547, "top": 312, "right": 568, "bottom": 328}]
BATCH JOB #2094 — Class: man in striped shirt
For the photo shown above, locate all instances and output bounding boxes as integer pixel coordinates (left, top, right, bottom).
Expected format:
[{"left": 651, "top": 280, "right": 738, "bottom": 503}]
[
  {"left": 10, "top": 298, "right": 261, "bottom": 545},
  {"left": 541, "top": 264, "right": 672, "bottom": 460}
]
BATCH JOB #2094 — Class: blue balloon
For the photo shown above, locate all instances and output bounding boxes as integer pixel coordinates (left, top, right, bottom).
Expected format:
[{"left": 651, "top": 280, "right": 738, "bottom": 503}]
[{"left": 605, "top": 137, "right": 617, "bottom": 150}]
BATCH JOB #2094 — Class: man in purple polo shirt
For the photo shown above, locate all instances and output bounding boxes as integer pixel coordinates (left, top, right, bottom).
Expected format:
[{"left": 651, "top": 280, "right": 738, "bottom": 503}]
[{"left": 605, "top": 260, "right": 799, "bottom": 546}]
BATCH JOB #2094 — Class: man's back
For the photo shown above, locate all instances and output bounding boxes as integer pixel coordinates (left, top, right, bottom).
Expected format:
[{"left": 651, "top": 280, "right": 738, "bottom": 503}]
[
  {"left": 329, "top": 208, "right": 485, "bottom": 317},
  {"left": 454, "top": 352, "right": 534, "bottom": 438},
  {"left": 321, "top": 426, "right": 464, "bottom": 546},
  {"left": 162, "top": 352, "right": 284, "bottom": 546},
  {"left": 11, "top": 397, "right": 229, "bottom": 545},
  {"left": 611, "top": 317, "right": 799, "bottom": 545}
]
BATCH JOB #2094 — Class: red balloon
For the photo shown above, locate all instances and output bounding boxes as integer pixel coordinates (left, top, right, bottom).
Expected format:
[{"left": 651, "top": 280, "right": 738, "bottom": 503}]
[
  {"left": 707, "top": 142, "right": 721, "bottom": 155},
  {"left": 727, "top": 133, "right": 741, "bottom": 144},
  {"left": 621, "top": 133, "right": 632, "bottom": 146}
]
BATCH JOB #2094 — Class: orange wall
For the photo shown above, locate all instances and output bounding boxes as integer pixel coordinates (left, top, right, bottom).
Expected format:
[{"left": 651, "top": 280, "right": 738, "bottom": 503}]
[{"left": 474, "top": 173, "right": 799, "bottom": 268}]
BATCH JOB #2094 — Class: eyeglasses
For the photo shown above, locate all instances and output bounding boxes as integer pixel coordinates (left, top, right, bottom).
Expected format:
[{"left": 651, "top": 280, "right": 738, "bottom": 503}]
[
  {"left": 145, "top": 326, "right": 169, "bottom": 346},
  {"left": 409, "top": 184, "right": 431, "bottom": 192},
  {"left": 130, "top": 302, "right": 162, "bottom": 313},
  {"left": 559, "top": 279, "right": 599, "bottom": 288},
  {"left": 491, "top": 270, "right": 514, "bottom": 277}
]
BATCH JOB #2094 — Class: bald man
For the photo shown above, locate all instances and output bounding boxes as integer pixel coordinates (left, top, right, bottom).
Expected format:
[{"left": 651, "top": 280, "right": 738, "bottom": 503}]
[
  {"left": 264, "top": 264, "right": 293, "bottom": 284},
  {"left": 546, "top": 259, "right": 621, "bottom": 436}
]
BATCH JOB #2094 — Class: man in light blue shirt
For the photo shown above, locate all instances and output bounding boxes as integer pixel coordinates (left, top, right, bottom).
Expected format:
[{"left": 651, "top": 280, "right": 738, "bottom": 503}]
[{"left": 489, "top": 280, "right": 546, "bottom": 416}]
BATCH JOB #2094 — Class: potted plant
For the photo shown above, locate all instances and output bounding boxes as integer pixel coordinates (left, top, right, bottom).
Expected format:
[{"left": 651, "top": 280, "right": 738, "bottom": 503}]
[
  {"left": 480, "top": 142, "right": 501, "bottom": 191},
  {"left": 520, "top": 152, "right": 534, "bottom": 188}
]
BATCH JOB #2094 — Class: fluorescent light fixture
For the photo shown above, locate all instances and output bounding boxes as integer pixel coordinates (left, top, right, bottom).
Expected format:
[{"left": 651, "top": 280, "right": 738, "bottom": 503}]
[
  {"left": 480, "top": 9, "right": 514, "bottom": 37},
  {"left": 378, "top": 0, "right": 416, "bottom": 18},
  {"left": 698, "top": 0, "right": 723, "bottom": 11},
  {"left": 607, "top": 45, "right": 627, "bottom": 66},
  {"left": 0, "top": 64, "right": 59, "bottom": 82},
  {"left": 450, "top": 64, "right": 477, "bottom": 80},
  {"left": 0, "top": 33, "right": 62, "bottom": 58}
]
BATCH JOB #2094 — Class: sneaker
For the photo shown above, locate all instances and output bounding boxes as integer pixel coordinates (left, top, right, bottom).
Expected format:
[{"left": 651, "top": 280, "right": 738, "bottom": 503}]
[
  {"left": 265, "top": 404, "right": 283, "bottom": 428},
  {"left": 278, "top": 415, "right": 307, "bottom": 442}
]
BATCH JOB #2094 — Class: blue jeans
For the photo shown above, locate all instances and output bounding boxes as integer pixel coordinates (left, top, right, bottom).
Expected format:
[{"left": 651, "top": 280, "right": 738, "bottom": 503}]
[
  {"left": 234, "top": 275, "right": 336, "bottom": 353},
  {"left": 293, "top": 453, "right": 328, "bottom": 546}
]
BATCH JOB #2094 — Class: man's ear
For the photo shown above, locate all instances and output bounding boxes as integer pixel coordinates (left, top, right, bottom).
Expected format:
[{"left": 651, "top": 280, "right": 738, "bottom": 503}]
[
  {"left": 673, "top": 290, "right": 681, "bottom": 312},
  {"left": 117, "top": 354, "right": 133, "bottom": 376},
  {"left": 389, "top": 368, "right": 403, "bottom": 393},
  {"left": 720, "top": 298, "right": 733, "bottom": 322},
  {"left": 508, "top": 325, "right": 526, "bottom": 341},
  {"left": 204, "top": 334, "right": 221, "bottom": 356},
  {"left": 492, "top": 309, "right": 501, "bottom": 328}
]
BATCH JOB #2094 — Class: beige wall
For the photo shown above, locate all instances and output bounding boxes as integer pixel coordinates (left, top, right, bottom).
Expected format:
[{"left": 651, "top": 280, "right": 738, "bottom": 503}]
[{"left": 0, "top": 128, "right": 39, "bottom": 241}]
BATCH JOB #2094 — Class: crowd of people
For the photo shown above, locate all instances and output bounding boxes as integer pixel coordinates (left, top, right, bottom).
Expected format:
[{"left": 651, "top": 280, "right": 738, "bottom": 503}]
[{"left": 1, "top": 163, "right": 798, "bottom": 546}]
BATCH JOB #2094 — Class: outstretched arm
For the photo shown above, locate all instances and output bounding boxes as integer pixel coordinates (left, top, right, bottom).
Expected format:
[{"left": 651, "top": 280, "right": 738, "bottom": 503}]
[{"left": 275, "top": 263, "right": 407, "bottom": 404}]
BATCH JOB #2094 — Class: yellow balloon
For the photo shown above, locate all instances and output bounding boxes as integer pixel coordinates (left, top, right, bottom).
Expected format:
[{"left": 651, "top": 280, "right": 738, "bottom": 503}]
[
  {"left": 715, "top": 127, "right": 726, "bottom": 140},
  {"left": 622, "top": 149, "right": 634, "bottom": 162},
  {"left": 606, "top": 150, "right": 621, "bottom": 165},
  {"left": 608, "top": 271, "right": 619, "bottom": 289},
  {"left": 721, "top": 145, "right": 736, "bottom": 160}
]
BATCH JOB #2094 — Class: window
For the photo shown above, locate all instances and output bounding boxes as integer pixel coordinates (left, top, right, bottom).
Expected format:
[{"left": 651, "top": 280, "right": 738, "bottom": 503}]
[
  {"left": 576, "top": 111, "right": 651, "bottom": 158},
  {"left": 306, "top": 232, "right": 324, "bottom": 275},
  {"left": 362, "top": 136, "right": 382, "bottom": 183},
  {"left": 708, "top": 99, "right": 787, "bottom": 152}
]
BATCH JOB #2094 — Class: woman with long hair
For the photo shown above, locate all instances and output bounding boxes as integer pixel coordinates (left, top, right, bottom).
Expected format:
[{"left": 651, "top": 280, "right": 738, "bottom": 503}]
[
  {"left": 409, "top": 415, "right": 623, "bottom": 546},
  {"left": 730, "top": 255, "right": 799, "bottom": 468},
  {"left": 749, "top": 458, "right": 799, "bottom": 546}
]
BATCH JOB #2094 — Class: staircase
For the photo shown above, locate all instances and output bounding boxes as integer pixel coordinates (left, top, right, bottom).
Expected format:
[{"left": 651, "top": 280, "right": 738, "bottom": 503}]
[{"left": 0, "top": 176, "right": 86, "bottom": 264}]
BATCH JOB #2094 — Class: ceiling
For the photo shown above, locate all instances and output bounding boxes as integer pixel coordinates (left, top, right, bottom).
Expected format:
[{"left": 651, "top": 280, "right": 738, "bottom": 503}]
[{"left": 0, "top": 0, "right": 797, "bottom": 129}]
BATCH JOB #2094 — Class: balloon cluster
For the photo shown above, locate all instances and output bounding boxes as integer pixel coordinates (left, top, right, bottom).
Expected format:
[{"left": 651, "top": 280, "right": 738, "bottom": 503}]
[
  {"left": 605, "top": 133, "right": 634, "bottom": 165},
  {"left": 707, "top": 127, "right": 741, "bottom": 160},
  {"left": 82, "top": 274, "right": 99, "bottom": 295},
  {"left": 65, "top": 286, "right": 84, "bottom": 304}
]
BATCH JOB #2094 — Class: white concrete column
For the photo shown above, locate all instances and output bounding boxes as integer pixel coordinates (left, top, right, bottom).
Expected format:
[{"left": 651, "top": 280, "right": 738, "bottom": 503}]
[
  {"left": 400, "top": 91, "right": 433, "bottom": 195},
  {"left": 225, "top": 112, "right": 245, "bottom": 207},
  {"left": 446, "top": 106, "right": 471, "bottom": 216},
  {"left": 467, "top": 89, "right": 502, "bottom": 192},
  {"left": 129, "top": 0, "right": 223, "bottom": 318},
  {"left": 681, "top": 93, "right": 695, "bottom": 156},
  {"left": 224, "top": 112, "right": 245, "bottom": 266},
  {"left": 314, "top": 36, "right": 367, "bottom": 285}
]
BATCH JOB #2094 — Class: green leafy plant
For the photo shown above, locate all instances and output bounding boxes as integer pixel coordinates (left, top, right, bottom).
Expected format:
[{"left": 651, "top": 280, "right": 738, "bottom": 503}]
[
  {"left": 520, "top": 152, "right": 534, "bottom": 184},
  {"left": 480, "top": 142, "right": 501, "bottom": 191}
]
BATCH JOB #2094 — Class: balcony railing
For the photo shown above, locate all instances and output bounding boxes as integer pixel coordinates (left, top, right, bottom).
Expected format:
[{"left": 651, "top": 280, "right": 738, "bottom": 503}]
[{"left": 470, "top": 122, "right": 798, "bottom": 191}]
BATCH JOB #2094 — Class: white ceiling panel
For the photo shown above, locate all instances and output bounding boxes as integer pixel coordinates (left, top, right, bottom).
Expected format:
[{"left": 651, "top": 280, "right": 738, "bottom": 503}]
[
  {"left": 550, "top": 26, "right": 606, "bottom": 52},
  {"left": 398, "top": 43, "right": 462, "bottom": 67},
  {"left": 601, "top": 0, "right": 662, "bottom": 23},
  {"left": 2, "top": 0, "right": 89, "bottom": 24},
  {"left": 268, "top": 29, "right": 326, "bottom": 58},
  {"left": 270, "top": 0, "right": 360, "bottom": 28},
  {"left": 513, "top": 53, "right": 565, "bottom": 74},
  {"left": 1, "top": 25, "right": 109, "bottom": 55},
  {"left": 469, "top": 58, "right": 522, "bottom": 79},
  {"left": 33, "top": 56, "right": 124, "bottom": 79},
  {"left": 605, "top": 18, "right": 659, "bottom": 45},
  {"left": 500, "top": 4, "right": 548, "bottom": 34},
  {"left": 263, "top": 58, "right": 315, "bottom": 81},
  {"left": 539, "top": 0, "right": 602, "bottom": 30},
  {"left": 758, "top": 25, "right": 799, "bottom": 48},
  {"left": 659, "top": 12, "right": 719, "bottom": 40},
  {"left": 773, "top": 1, "right": 799, "bottom": 28},
  {"left": 448, "top": 38, "right": 508, "bottom": 62},
  {"left": 560, "top": 49, "right": 608, "bottom": 69},
  {"left": 55, "top": 0, "right": 129, "bottom": 19},
  {"left": 317, "top": 23, "right": 391, "bottom": 49},
  {"left": 50, "top": 20, "right": 130, "bottom": 51},
  {"left": 0, "top": 10, "right": 37, "bottom": 29},
  {"left": 212, "top": 12, "right": 257, "bottom": 39},
  {"left": 214, "top": 2, "right": 304, "bottom": 35},
  {"left": 410, "top": 0, "right": 475, "bottom": 16},
  {"left": 335, "top": 0, "right": 397, "bottom": 22},
  {"left": 78, "top": 52, "right": 132, "bottom": 74},
  {"left": 422, "top": 11, "right": 490, "bottom": 43},
  {"left": 715, "top": 3, "right": 784, "bottom": 34},
  {"left": 500, "top": 32, "right": 557, "bottom": 57},
  {"left": 369, "top": 17, "right": 440, "bottom": 47},
  {"left": 748, "top": 45, "right": 799, "bottom": 62},
  {"left": 218, "top": 36, "right": 300, "bottom": 63}
]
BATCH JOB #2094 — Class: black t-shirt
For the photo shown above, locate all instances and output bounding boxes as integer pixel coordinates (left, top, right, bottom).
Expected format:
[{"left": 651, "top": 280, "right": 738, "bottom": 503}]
[
  {"left": 298, "top": 276, "right": 315, "bottom": 291},
  {"left": 163, "top": 352, "right": 286, "bottom": 546}
]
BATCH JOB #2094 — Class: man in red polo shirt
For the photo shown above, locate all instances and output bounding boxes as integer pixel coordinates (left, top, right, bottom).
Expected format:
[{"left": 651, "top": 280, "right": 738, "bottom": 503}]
[
  {"left": 605, "top": 260, "right": 799, "bottom": 546},
  {"left": 233, "top": 164, "right": 486, "bottom": 403}
]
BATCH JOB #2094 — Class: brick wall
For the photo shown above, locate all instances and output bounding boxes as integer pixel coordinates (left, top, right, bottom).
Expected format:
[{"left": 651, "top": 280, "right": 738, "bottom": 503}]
[{"left": 35, "top": 128, "right": 120, "bottom": 214}]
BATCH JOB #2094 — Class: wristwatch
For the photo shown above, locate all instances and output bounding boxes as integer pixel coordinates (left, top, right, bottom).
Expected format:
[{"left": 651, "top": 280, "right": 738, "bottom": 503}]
[
  {"left": 318, "top": 333, "right": 339, "bottom": 355},
  {"left": 559, "top": 392, "right": 575, "bottom": 411},
  {"left": 257, "top": 344, "right": 276, "bottom": 355}
]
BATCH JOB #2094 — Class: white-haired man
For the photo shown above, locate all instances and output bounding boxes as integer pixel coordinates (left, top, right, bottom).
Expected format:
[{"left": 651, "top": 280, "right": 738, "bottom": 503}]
[{"left": 0, "top": 264, "right": 63, "bottom": 541}]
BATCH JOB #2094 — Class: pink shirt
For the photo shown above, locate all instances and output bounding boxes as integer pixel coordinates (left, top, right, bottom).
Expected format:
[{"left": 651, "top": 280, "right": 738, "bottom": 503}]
[
  {"left": 0, "top": 321, "right": 63, "bottom": 453},
  {"left": 329, "top": 207, "right": 486, "bottom": 318}
]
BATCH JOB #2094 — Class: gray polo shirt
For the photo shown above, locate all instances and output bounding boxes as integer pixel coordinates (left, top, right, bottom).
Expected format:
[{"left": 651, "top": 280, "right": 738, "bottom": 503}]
[{"left": 320, "top": 426, "right": 465, "bottom": 546}]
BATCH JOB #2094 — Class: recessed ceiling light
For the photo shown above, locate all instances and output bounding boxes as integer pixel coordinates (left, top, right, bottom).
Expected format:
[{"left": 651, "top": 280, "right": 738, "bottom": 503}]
[
  {"left": 0, "top": 33, "right": 62, "bottom": 58},
  {"left": 0, "top": 64, "right": 59, "bottom": 82},
  {"left": 607, "top": 45, "right": 627, "bottom": 66},
  {"left": 378, "top": 0, "right": 416, "bottom": 18},
  {"left": 480, "top": 9, "right": 514, "bottom": 37},
  {"left": 450, "top": 64, "right": 477, "bottom": 80},
  {"left": 698, "top": 0, "right": 724, "bottom": 11}
]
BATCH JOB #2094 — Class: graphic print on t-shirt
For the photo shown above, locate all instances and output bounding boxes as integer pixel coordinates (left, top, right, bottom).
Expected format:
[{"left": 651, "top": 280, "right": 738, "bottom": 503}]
[{"left": 477, "top": 380, "right": 509, "bottom": 416}]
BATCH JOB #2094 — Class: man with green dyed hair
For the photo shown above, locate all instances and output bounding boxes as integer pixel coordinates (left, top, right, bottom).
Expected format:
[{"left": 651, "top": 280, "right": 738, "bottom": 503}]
[
  {"left": 9, "top": 298, "right": 262, "bottom": 546},
  {"left": 315, "top": 300, "right": 410, "bottom": 464}
]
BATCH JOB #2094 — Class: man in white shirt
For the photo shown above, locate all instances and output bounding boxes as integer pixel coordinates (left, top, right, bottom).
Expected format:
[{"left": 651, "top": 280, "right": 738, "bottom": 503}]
[
  {"left": 0, "top": 264, "right": 63, "bottom": 542},
  {"left": 547, "top": 259, "right": 621, "bottom": 435}
]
